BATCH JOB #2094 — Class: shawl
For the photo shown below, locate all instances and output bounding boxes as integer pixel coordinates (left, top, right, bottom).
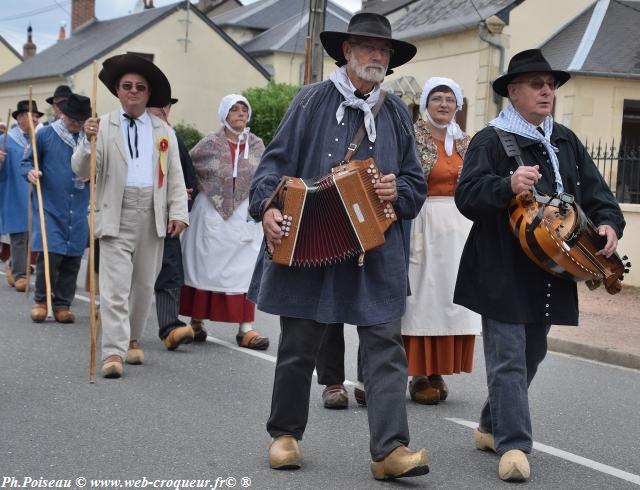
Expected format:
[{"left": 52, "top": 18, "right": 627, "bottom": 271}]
[
  {"left": 190, "top": 128, "right": 265, "bottom": 220},
  {"left": 414, "top": 119, "right": 469, "bottom": 182}
]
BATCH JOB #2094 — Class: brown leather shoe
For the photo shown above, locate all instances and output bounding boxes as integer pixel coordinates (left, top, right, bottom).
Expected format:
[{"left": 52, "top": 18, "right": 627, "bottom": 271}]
[
  {"left": 474, "top": 428, "right": 496, "bottom": 453},
  {"left": 54, "top": 308, "right": 75, "bottom": 324},
  {"left": 30, "top": 304, "right": 47, "bottom": 322},
  {"left": 164, "top": 325, "right": 195, "bottom": 351},
  {"left": 4, "top": 261, "right": 15, "bottom": 287},
  {"left": 14, "top": 277, "right": 27, "bottom": 292},
  {"left": 191, "top": 320, "right": 208, "bottom": 342},
  {"left": 125, "top": 340, "right": 144, "bottom": 365},
  {"left": 409, "top": 376, "right": 440, "bottom": 405},
  {"left": 498, "top": 449, "right": 530, "bottom": 481},
  {"left": 268, "top": 435, "right": 302, "bottom": 470},
  {"left": 371, "top": 446, "right": 430, "bottom": 480},
  {"left": 428, "top": 374, "right": 449, "bottom": 401},
  {"left": 101, "top": 355, "right": 123, "bottom": 378},
  {"left": 322, "top": 384, "right": 348, "bottom": 409}
]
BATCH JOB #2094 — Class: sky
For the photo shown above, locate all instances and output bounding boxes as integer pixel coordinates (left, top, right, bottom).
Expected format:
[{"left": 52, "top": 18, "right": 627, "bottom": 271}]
[{"left": 1, "top": 0, "right": 362, "bottom": 54}]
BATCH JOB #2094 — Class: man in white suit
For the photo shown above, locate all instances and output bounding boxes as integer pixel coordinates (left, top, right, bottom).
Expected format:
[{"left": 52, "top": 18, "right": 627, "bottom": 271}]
[{"left": 73, "top": 54, "right": 189, "bottom": 378}]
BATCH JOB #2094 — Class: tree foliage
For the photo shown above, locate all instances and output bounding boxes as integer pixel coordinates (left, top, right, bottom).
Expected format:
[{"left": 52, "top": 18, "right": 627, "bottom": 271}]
[
  {"left": 243, "top": 82, "right": 300, "bottom": 145},
  {"left": 174, "top": 123, "right": 203, "bottom": 151}
]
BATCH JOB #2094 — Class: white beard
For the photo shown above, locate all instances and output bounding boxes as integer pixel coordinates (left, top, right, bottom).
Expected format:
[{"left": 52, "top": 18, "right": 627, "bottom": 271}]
[{"left": 349, "top": 57, "right": 386, "bottom": 84}]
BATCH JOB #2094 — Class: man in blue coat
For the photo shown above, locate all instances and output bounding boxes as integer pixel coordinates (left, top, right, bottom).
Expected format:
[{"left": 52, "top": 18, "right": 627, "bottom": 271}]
[
  {"left": 249, "top": 13, "right": 428, "bottom": 481},
  {"left": 0, "top": 100, "right": 42, "bottom": 291},
  {"left": 22, "top": 93, "right": 91, "bottom": 323}
]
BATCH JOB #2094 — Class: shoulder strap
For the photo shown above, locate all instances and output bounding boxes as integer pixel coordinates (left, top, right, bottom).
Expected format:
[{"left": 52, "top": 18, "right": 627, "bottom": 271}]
[
  {"left": 341, "top": 91, "right": 387, "bottom": 164},
  {"left": 494, "top": 127, "right": 525, "bottom": 167}
]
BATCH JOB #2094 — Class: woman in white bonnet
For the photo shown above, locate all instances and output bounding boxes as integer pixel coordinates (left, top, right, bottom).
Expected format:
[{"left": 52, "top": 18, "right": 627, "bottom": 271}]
[
  {"left": 179, "top": 94, "right": 269, "bottom": 349},
  {"left": 401, "top": 77, "right": 481, "bottom": 404}
]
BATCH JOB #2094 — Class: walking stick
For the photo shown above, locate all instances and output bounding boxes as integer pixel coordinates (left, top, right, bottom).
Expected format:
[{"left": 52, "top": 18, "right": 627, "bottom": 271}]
[
  {"left": 26, "top": 87, "right": 52, "bottom": 315},
  {"left": 88, "top": 61, "right": 98, "bottom": 383}
]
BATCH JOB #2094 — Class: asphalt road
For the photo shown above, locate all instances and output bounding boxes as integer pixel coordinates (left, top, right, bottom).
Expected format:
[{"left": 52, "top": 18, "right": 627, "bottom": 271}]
[{"left": 1, "top": 279, "right": 639, "bottom": 490}]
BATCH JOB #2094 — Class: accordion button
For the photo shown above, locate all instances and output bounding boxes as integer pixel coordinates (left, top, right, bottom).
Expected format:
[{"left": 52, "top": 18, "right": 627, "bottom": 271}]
[
  {"left": 286, "top": 227, "right": 290, "bottom": 231},
  {"left": 284, "top": 233, "right": 289, "bottom": 237},
  {"left": 283, "top": 214, "right": 288, "bottom": 219},
  {"left": 367, "top": 169, "right": 372, "bottom": 173}
]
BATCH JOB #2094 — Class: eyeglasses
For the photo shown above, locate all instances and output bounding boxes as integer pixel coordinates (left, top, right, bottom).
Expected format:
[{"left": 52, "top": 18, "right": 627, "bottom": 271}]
[
  {"left": 511, "top": 78, "right": 559, "bottom": 90},
  {"left": 350, "top": 42, "right": 394, "bottom": 58},
  {"left": 119, "top": 82, "right": 148, "bottom": 92},
  {"left": 429, "top": 96, "right": 457, "bottom": 105}
]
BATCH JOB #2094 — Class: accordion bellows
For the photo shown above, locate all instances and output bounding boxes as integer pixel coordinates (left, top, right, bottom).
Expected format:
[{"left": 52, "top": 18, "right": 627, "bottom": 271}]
[{"left": 272, "top": 158, "right": 397, "bottom": 267}]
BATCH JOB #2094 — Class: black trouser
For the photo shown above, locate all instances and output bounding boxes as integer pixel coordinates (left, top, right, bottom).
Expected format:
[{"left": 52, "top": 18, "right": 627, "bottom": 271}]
[
  {"left": 267, "top": 317, "right": 410, "bottom": 460},
  {"left": 156, "top": 288, "right": 187, "bottom": 340},
  {"left": 9, "top": 232, "right": 28, "bottom": 279},
  {"left": 316, "top": 325, "right": 364, "bottom": 385},
  {"left": 34, "top": 252, "right": 82, "bottom": 310}
]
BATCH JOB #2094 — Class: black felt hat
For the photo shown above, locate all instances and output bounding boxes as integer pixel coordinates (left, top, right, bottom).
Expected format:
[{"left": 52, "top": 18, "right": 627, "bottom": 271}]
[
  {"left": 493, "top": 49, "right": 571, "bottom": 97},
  {"left": 148, "top": 96, "right": 179, "bottom": 108},
  {"left": 98, "top": 53, "right": 171, "bottom": 108},
  {"left": 12, "top": 100, "right": 44, "bottom": 119},
  {"left": 320, "top": 13, "right": 416, "bottom": 74},
  {"left": 58, "top": 93, "right": 91, "bottom": 121},
  {"left": 46, "top": 85, "right": 72, "bottom": 105}
]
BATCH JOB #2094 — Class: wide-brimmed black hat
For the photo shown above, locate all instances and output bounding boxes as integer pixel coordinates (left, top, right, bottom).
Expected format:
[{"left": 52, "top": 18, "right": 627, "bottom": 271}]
[
  {"left": 493, "top": 49, "right": 571, "bottom": 97},
  {"left": 12, "top": 100, "right": 44, "bottom": 119},
  {"left": 58, "top": 93, "right": 91, "bottom": 121},
  {"left": 46, "top": 85, "right": 72, "bottom": 105},
  {"left": 148, "top": 96, "right": 178, "bottom": 108},
  {"left": 98, "top": 53, "right": 171, "bottom": 108},
  {"left": 320, "top": 13, "right": 416, "bottom": 74}
]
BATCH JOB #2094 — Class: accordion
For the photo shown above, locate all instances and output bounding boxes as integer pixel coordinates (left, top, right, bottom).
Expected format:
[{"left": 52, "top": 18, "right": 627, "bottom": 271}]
[{"left": 270, "top": 158, "right": 397, "bottom": 267}]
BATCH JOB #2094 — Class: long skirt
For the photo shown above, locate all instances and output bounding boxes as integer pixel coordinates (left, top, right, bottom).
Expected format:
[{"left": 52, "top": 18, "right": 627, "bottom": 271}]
[{"left": 402, "top": 196, "right": 481, "bottom": 375}]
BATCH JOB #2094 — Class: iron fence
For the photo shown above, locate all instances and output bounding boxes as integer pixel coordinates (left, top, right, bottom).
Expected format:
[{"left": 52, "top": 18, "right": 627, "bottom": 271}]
[{"left": 587, "top": 141, "right": 640, "bottom": 204}]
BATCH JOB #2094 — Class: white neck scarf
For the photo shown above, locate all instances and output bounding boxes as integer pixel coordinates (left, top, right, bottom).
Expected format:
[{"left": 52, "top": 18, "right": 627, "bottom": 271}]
[
  {"left": 50, "top": 119, "right": 84, "bottom": 149},
  {"left": 489, "top": 103, "right": 564, "bottom": 193},
  {"left": 8, "top": 125, "right": 30, "bottom": 149},
  {"left": 329, "top": 66, "right": 381, "bottom": 142}
]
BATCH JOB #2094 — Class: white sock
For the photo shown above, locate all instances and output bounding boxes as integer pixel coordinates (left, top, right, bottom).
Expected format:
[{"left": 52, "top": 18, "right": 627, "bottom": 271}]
[{"left": 238, "top": 322, "right": 253, "bottom": 335}]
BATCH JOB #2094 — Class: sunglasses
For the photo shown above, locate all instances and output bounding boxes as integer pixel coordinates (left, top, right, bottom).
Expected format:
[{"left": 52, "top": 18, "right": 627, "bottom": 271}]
[
  {"left": 119, "top": 82, "right": 148, "bottom": 92},
  {"left": 350, "top": 42, "right": 394, "bottom": 58},
  {"left": 511, "top": 78, "right": 559, "bottom": 90}
]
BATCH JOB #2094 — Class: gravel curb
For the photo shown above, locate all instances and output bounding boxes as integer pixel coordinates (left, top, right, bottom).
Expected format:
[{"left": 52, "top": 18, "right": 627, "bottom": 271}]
[{"left": 548, "top": 337, "right": 640, "bottom": 370}]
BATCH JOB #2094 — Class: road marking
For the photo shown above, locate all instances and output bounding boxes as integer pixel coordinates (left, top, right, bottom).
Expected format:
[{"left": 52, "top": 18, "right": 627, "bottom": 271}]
[
  {"left": 446, "top": 417, "right": 640, "bottom": 486},
  {"left": 4, "top": 269, "right": 638, "bottom": 483}
]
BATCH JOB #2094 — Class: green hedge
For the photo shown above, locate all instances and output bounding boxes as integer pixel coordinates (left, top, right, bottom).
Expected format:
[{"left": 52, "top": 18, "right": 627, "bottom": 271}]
[{"left": 244, "top": 82, "right": 300, "bottom": 145}]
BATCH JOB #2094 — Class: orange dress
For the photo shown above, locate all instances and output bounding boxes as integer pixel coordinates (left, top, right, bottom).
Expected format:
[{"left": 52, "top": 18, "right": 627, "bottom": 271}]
[{"left": 403, "top": 137, "right": 476, "bottom": 376}]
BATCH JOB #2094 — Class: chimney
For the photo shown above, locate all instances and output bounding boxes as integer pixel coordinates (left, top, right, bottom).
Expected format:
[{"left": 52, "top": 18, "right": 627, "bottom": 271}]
[
  {"left": 71, "top": 0, "right": 96, "bottom": 33},
  {"left": 58, "top": 22, "right": 67, "bottom": 41},
  {"left": 23, "top": 25, "right": 37, "bottom": 59},
  {"left": 144, "top": 0, "right": 155, "bottom": 8}
]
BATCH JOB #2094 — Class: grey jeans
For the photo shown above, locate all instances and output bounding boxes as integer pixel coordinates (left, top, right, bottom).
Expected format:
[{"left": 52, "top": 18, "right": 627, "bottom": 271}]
[
  {"left": 479, "top": 317, "right": 550, "bottom": 455},
  {"left": 267, "top": 317, "right": 410, "bottom": 461}
]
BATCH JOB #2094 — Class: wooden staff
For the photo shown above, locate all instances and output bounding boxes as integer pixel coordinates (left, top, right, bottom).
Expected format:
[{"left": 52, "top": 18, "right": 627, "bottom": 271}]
[
  {"left": 26, "top": 87, "right": 52, "bottom": 314},
  {"left": 88, "top": 61, "right": 98, "bottom": 383},
  {"left": 0, "top": 108, "right": 9, "bottom": 173}
]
